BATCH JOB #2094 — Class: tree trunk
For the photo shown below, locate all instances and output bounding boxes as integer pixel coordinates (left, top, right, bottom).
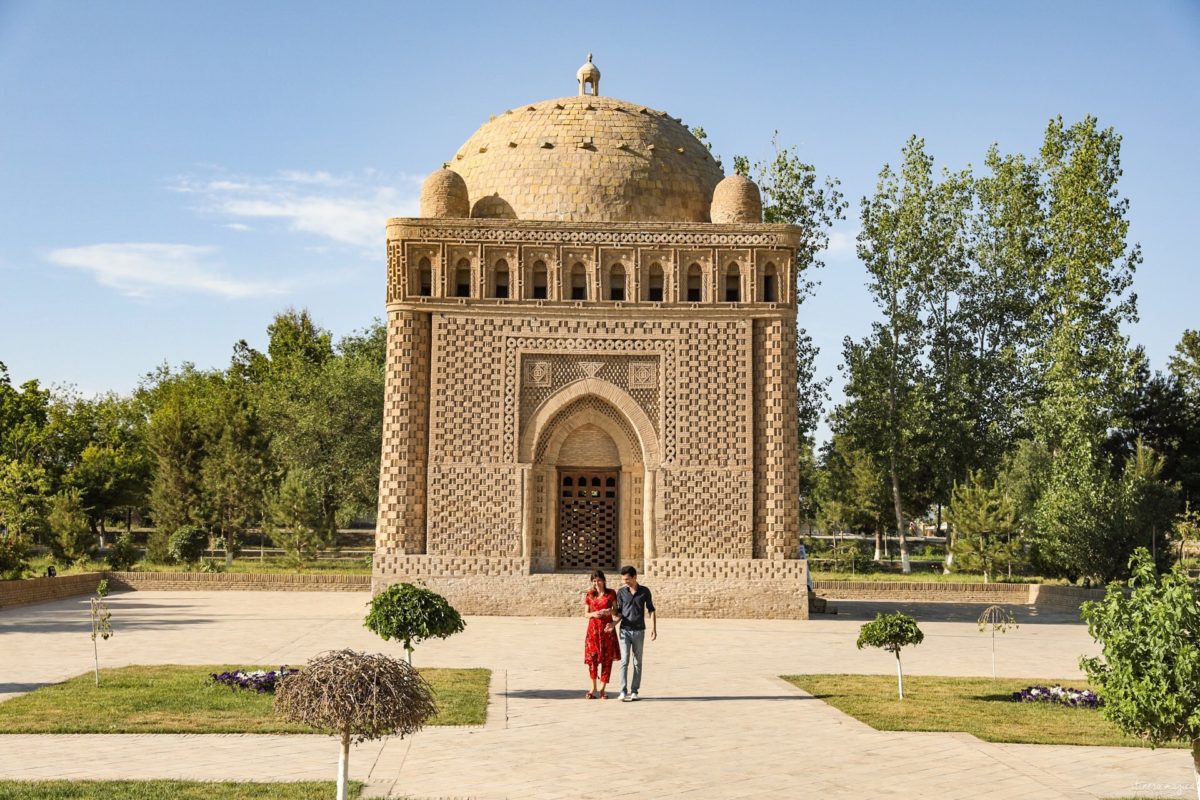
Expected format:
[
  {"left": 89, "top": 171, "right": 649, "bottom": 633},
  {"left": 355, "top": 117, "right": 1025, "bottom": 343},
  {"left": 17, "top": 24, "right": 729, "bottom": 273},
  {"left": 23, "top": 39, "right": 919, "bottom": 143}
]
[
  {"left": 873, "top": 530, "right": 883, "bottom": 562},
  {"left": 991, "top": 629, "right": 997, "bottom": 679},
  {"left": 895, "top": 650, "right": 905, "bottom": 699},
  {"left": 406, "top": 645, "right": 413, "bottom": 666},
  {"left": 337, "top": 730, "right": 351, "bottom": 800},
  {"left": 93, "top": 636, "right": 100, "bottom": 687},
  {"left": 225, "top": 530, "right": 234, "bottom": 567},
  {"left": 889, "top": 456, "right": 910, "bottom": 574},
  {"left": 1191, "top": 738, "right": 1200, "bottom": 800}
]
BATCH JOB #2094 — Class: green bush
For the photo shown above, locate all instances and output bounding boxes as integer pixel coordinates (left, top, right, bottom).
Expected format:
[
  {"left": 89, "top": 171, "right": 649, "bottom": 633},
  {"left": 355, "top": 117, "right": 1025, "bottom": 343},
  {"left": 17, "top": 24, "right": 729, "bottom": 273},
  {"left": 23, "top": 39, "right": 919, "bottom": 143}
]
[
  {"left": 365, "top": 583, "right": 465, "bottom": 664},
  {"left": 0, "top": 532, "right": 30, "bottom": 580},
  {"left": 168, "top": 526, "right": 208, "bottom": 566},
  {"left": 106, "top": 533, "right": 140, "bottom": 571},
  {"left": 47, "top": 489, "right": 94, "bottom": 565},
  {"left": 145, "top": 531, "right": 170, "bottom": 563}
]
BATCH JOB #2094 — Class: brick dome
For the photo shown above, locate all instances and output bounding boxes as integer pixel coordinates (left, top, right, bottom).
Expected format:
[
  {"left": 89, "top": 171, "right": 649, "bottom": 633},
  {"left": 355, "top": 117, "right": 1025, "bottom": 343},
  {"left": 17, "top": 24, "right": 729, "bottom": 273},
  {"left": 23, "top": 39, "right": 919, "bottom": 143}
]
[
  {"left": 449, "top": 95, "right": 724, "bottom": 223},
  {"left": 711, "top": 174, "right": 763, "bottom": 224},
  {"left": 419, "top": 168, "right": 470, "bottom": 218}
]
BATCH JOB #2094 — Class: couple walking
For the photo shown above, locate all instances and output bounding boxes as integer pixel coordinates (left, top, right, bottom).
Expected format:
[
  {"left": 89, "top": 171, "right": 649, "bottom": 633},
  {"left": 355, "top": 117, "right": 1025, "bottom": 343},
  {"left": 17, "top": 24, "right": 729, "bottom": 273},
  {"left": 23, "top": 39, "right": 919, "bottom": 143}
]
[{"left": 583, "top": 565, "right": 656, "bottom": 701}]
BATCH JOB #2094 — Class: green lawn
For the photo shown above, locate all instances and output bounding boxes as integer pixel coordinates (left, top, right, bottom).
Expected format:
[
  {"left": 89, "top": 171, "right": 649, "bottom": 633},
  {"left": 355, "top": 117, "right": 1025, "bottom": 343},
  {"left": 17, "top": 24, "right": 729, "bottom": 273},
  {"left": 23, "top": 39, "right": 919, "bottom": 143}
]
[
  {"left": 0, "top": 665, "right": 490, "bottom": 733},
  {"left": 0, "top": 781, "right": 360, "bottom": 800},
  {"left": 783, "top": 674, "right": 1179, "bottom": 748}
]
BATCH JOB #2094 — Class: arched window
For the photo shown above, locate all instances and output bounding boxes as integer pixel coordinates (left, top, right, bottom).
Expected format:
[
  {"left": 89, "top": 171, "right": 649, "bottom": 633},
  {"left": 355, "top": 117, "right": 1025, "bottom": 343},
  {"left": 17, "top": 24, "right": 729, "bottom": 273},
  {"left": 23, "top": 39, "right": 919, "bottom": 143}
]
[
  {"left": 646, "top": 262, "right": 664, "bottom": 302},
  {"left": 570, "top": 263, "right": 587, "bottom": 300},
  {"left": 762, "top": 262, "right": 778, "bottom": 303},
  {"left": 724, "top": 262, "right": 741, "bottom": 302},
  {"left": 609, "top": 263, "right": 626, "bottom": 301},
  {"left": 686, "top": 263, "right": 702, "bottom": 302},
  {"left": 492, "top": 259, "right": 509, "bottom": 299},
  {"left": 417, "top": 257, "right": 432, "bottom": 297},
  {"left": 531, "top": 260, "right": 548, "bottom": 299},
  {"left": 454, "top": 258, "right": 471, "bottom": 298}
]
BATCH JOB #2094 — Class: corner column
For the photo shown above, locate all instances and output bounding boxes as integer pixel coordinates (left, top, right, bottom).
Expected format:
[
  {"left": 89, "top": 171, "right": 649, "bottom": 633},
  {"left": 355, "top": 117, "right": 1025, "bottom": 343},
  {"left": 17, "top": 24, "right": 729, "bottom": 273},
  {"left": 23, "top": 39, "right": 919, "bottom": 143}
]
[{"left": 375, "top": 309, "right": 432, "bottom": 571}]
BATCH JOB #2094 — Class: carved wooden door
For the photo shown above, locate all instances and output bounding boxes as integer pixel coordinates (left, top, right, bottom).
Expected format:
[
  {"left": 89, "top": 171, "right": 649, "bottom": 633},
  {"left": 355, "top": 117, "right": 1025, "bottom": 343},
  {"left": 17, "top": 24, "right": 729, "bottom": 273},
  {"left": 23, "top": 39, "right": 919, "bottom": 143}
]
[{"left": 557, "top": 469, "right": 619, "bottom": 570}]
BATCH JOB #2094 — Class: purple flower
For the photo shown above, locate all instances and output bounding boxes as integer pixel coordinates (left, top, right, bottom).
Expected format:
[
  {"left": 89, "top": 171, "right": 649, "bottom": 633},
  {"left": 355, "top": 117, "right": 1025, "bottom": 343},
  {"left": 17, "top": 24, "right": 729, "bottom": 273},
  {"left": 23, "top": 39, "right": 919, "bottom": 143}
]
[
  {"left": 1012, "top": 684, "right": 1103, "bottom": 709},
  {"left": 209, "top": 667, "right": 299, "bottom": 694}
]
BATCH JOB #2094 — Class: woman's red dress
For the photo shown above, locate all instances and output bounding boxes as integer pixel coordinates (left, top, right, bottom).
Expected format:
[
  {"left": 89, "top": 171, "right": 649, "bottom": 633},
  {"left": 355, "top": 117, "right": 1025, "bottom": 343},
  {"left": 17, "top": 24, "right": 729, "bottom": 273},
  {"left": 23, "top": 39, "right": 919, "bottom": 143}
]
[{"left": 584, "top": 588, "right": 620, "bottom": 682}]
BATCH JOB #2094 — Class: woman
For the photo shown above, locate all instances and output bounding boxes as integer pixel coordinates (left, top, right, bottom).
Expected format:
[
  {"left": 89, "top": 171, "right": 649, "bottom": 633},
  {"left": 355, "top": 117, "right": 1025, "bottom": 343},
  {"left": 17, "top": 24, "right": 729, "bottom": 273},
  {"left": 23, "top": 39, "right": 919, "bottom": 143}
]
[{"left": 583, "top": 569, "right": 620, "bottom": 699}]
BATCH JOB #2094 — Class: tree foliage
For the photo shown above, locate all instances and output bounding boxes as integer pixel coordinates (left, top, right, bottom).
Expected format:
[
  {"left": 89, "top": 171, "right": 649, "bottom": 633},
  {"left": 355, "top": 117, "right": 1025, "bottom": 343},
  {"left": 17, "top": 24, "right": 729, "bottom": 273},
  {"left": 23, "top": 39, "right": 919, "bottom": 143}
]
[
  {"left": 1081, "top": 549, "right": 1200, "bottom": 787},
  {"left": 947, "top": 471, "right": 1020, "bottom": 582},
  {"left": 364, "top": 583, "right": 466, "bottom": 663},
  {"left": 857, "top": 611, "right": 924, "bottom": 699}
]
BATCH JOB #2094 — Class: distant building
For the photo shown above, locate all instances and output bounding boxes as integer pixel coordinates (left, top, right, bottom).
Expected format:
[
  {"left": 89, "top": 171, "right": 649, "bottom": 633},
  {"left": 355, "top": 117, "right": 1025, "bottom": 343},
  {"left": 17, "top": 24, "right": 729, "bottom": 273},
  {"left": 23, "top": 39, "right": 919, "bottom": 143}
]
[{"left": 374, "top": 58, "right": 810, "bottom": 618}]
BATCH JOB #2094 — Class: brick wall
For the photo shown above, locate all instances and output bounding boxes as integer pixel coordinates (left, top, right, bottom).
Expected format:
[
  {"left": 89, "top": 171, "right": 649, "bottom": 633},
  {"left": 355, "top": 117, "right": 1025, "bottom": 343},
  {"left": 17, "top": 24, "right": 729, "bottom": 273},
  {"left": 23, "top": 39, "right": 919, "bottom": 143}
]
[
  {"left": 0, "top": 572, "right": 104, "bottom": 609},
  {"left": 1027, "top": 584, "right": 1106, "bottom": 613},
  {"left": 813, "top": 580, "right": 1031, "bottom": 604},
  {"left": 374, "top": 556, "right": 810, "bottom": 619}
]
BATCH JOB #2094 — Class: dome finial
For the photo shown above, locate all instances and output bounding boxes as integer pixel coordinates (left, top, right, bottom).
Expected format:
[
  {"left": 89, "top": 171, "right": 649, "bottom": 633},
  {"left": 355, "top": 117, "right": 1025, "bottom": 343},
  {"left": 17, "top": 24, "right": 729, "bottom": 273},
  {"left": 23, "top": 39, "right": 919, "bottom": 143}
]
[{"left": 577, "top": 54, "right": 601, "bottom": 97}]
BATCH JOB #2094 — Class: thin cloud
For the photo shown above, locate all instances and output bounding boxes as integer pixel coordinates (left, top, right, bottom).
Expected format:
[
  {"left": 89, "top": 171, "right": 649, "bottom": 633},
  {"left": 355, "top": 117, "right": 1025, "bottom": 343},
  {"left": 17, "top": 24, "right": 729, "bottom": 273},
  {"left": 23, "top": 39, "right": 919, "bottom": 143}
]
[
  {"left": 224, "top": 222, "right": 252, "bottom": 232},
  {"left": 48, "top": 243, "right": 288, "bottom": 299},
  {"left": 826, "top": 227, "right": 859, "bottom": 256},
  {"left": 175, "top": 169, "right": 421, "bottom": 250}
]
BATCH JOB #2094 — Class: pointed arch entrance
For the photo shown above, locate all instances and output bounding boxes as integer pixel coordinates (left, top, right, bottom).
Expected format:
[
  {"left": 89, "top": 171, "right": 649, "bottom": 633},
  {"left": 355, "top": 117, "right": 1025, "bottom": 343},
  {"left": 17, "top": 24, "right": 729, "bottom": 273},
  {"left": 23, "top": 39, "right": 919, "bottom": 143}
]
[{"left": 520, "top": 380, "right": 659, "bottom": 572}]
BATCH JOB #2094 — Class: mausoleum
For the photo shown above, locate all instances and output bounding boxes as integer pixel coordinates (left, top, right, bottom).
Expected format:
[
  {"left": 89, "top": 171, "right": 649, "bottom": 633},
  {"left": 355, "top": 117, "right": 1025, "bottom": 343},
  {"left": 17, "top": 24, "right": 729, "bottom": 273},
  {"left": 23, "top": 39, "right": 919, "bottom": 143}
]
[{"left": 374, "top": 57, "right": 810, "bottom": 618}]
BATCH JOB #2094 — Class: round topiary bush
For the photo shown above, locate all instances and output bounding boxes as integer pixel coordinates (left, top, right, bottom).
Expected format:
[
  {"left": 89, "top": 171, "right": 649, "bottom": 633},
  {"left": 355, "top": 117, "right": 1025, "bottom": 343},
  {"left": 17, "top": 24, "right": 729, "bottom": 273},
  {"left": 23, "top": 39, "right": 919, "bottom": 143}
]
[
  {"left": 365, "top": 582, "right": 465, "bottom": 664},
  {"left": 857, "top": 611, "right": 924, "bottom": 699}
]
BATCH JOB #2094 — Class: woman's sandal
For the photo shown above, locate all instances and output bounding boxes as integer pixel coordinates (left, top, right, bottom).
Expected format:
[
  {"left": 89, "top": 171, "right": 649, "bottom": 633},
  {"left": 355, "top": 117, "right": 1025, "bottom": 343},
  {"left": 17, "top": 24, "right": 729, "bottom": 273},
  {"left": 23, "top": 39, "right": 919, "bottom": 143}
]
[
  {"left": 599, "top": 690, "right": 608, "bottom": 700},
  {"left": 585, "top": 691, "right": 595, "bottom": 699}
]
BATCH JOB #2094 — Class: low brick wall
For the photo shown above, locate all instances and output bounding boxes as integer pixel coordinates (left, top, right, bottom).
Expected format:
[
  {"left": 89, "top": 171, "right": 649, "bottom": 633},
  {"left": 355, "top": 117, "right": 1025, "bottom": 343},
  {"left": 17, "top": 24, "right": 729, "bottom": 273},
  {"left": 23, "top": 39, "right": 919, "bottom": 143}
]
[
  {"left": 105, "top": 572, "right": 371, "bottom": 592},
  {"left": 813, "top": 580, "right": 1031, "bottom": 604},
  {"left": 1027, "top": 584, "right": 1106, "bottom": 613},
  {"left": 0, "top": 572, "right": 105, "bottom": 610}
]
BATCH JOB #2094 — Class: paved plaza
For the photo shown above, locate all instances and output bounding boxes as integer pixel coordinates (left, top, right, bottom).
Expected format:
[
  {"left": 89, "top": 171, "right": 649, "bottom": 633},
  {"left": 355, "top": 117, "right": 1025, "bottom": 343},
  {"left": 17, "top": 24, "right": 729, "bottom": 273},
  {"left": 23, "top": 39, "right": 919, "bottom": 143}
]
[{"left": 0, "top": 591, "right": 1192, "bottom": 799}]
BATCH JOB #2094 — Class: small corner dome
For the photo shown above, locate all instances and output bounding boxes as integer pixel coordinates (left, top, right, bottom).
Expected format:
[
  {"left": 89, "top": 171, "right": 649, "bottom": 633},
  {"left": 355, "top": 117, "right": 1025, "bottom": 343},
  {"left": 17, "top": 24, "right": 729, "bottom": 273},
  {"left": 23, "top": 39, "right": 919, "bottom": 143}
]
[
  {"left": 420, "top": 168, "right": 470, "bottom": 218},
  {"left": 711, "top": 174, "right": 763, "bottom": 224}
]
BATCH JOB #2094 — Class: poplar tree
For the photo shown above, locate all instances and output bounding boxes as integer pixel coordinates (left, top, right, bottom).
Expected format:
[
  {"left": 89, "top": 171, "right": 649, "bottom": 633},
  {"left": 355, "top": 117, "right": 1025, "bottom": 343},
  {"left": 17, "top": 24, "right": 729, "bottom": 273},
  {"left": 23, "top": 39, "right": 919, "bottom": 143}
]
[{"left": 1031, "top": 116, "right": 1141, "bottom": 578}]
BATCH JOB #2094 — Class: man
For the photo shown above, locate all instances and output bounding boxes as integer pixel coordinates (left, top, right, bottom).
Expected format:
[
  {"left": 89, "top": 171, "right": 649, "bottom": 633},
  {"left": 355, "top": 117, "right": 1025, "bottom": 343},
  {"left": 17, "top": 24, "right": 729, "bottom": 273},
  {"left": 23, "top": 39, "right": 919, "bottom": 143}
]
[{"left": 614, "top": 565, "right": 656, "bottom": 701}]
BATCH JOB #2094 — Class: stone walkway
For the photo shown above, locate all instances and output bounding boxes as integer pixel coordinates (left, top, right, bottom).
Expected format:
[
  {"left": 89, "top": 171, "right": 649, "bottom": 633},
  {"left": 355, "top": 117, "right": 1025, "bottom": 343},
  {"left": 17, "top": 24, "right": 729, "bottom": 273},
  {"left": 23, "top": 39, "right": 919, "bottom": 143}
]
[{"left": 0, "top": 591, "right": 1192, "bottom": 799}]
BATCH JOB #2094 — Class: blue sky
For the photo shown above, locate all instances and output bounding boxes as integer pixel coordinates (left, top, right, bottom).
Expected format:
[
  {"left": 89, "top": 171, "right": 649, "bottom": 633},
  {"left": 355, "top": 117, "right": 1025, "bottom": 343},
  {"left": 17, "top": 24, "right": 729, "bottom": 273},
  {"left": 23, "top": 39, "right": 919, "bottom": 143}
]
[{"left": 1, "top": 1, "right": 1197, "bottom": 440}]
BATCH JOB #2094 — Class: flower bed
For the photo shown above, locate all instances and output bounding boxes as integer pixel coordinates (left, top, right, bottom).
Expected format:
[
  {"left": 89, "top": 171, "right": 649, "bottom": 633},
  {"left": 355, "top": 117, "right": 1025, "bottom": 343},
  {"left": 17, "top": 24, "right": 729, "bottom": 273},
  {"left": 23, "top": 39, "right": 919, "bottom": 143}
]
[
  {"left": 210, "top": 667, "right": 299, "bottom": 694},
  {"left": 1013, "top": 685, "right": 1103, "bottom": 709}
]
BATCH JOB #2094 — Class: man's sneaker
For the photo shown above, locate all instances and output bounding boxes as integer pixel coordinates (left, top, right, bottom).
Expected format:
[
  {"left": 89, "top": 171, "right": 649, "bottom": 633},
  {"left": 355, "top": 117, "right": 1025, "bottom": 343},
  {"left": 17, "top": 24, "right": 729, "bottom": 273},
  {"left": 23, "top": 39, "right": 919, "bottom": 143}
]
[
  {"left": 619, "top": 692, "right": 630, "bottom": 702},
  {"left": 630, "top": 692, "right": 640, "bottom": 701}
]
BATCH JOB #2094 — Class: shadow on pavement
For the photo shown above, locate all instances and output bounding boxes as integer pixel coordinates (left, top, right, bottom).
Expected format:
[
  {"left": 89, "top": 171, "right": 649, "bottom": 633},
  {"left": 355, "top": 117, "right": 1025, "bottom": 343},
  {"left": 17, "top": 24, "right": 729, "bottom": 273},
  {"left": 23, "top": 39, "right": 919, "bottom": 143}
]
[
  {"left": 505, "top": 688, "right": 813, "bottom": 702},
  {"left": 0, "top": 683, "right": 52, "bottom": 694},
  {"left": 0, "top": 618, "right": 215, "bottom": 634}
]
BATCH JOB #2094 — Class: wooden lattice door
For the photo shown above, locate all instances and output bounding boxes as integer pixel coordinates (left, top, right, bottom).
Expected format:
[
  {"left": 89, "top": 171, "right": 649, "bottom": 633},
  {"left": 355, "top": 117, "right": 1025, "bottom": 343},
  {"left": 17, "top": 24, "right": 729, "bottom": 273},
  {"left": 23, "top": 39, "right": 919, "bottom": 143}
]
[{"left": 557, "top": 470, "right": 619, "bottom": 570}]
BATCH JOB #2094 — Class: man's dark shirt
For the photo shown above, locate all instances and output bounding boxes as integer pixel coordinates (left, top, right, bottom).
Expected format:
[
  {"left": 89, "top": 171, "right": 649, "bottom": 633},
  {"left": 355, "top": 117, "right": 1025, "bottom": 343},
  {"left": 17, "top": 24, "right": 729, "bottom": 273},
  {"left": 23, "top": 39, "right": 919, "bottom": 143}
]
[{"left": 616, "top": 584, "right": 655, "bottom": 631}]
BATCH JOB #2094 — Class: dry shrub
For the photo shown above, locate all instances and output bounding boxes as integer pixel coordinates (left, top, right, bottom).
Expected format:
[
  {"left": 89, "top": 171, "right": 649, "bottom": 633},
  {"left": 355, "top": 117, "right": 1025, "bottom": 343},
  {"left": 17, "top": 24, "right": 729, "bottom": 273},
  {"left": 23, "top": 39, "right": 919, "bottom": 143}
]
[{"left": 274, "top": 649, "right": 438, "bottom": 743}]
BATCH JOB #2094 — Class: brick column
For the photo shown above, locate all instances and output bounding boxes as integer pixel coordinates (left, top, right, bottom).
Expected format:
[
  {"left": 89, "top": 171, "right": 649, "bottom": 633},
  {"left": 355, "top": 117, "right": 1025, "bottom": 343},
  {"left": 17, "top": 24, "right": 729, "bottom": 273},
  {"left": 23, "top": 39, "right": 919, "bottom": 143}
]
[
  {"left": 375, "top": 310, "right": 431, "bottom": 567},
  {"left": 752, "top": 316, "right": 802, "bottom": 559}
]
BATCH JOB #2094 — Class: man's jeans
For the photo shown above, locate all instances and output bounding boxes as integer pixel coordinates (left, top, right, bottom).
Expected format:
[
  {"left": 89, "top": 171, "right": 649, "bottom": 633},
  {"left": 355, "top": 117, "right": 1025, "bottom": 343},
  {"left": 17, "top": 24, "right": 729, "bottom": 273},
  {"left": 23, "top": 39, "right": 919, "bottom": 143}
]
[{"left": 618, "top": 628, "right": 645, "bottom": 694}]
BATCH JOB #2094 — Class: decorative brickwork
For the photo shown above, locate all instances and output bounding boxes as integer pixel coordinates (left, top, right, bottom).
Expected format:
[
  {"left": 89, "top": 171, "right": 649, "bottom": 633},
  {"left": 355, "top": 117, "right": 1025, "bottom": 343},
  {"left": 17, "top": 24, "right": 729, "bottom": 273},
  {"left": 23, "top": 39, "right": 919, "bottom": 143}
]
[
  {"left": 752, "top": 318, "right": 802, "bottom": 559},
  {"left": 376, "top": 310, "right": 431, "bottom": 556}
]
